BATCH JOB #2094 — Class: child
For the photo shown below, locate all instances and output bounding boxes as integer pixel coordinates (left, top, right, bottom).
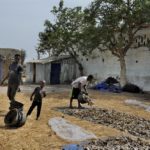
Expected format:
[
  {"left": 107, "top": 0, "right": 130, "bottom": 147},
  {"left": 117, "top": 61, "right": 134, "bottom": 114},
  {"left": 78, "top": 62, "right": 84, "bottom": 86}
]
[{"left": 26, "top": 80, "right": 46, "bottom": 120}]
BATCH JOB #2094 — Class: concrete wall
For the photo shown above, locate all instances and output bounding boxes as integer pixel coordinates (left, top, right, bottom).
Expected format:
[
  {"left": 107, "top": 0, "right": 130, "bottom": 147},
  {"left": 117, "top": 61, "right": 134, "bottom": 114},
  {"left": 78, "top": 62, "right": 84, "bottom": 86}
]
[
  {"left": 0, "top": 48, "right": 20, "bottom": 58},
  {"left": 126, "top": 48, "right": 150, "bottom": 91},
  {"left": 80, "top": 51, "right": 119, "bottom": 81},
  {"left": 80, "top": 47, "right": 150, "bottom": 91},
  {"left": 79, "top": 27, "right": 150, "bottom": 91},
  {"left": 0, "top": 48, "right": 23, "bottom": 81}
]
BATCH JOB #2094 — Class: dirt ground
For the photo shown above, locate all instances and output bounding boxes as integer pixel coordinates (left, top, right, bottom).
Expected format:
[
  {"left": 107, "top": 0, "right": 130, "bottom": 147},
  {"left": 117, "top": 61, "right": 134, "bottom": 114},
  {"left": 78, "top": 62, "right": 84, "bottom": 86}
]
[{"left": 0, "top": 85, "right": 150, "bottom": 150}]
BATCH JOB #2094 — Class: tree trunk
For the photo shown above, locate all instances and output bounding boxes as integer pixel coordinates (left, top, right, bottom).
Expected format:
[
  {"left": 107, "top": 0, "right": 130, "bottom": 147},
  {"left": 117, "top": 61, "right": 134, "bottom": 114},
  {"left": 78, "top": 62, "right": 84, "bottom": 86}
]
[
  {"left": 72, "top": 56, "right": 84, "bottom": 76},
  {"left": 48, "top": 50, "right": 51, "bottom": 57},
  {"left": 77, "top": 62, "right": 84, "bottom": 76},
  {"left": 119, "top": 56, "right": 127, "bottom": 87},
  {"left": 37, "top": 52, "right": 40, "bottom": 59}
]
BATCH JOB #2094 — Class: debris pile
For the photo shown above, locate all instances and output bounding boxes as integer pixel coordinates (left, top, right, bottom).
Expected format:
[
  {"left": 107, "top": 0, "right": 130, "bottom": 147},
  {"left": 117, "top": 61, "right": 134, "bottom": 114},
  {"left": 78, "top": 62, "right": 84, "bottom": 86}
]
[
  {"left": 125, "top": 99, "right": 150, "bottom": 112},
  {"left": 59, "top": 108, "right": 150, "bottom": 139},
  {"left": 82, "top": 136, "right": 150, "bottom": 150}
]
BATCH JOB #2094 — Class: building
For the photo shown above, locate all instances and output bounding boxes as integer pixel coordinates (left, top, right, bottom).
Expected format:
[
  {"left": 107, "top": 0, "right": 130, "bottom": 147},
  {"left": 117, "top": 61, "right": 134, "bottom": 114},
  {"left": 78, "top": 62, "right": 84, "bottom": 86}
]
[
  {"left": 26, "top": 26, "right": 150, "bottom": 91},
  {"left": 80, "top": 26, "right": 150, "bottom": 91},
  {"left": 26, "top": 55, "right": 78, "bottom": 84},
  {"left": 0, "top": 48, "right": 24, "bottom": 82}
]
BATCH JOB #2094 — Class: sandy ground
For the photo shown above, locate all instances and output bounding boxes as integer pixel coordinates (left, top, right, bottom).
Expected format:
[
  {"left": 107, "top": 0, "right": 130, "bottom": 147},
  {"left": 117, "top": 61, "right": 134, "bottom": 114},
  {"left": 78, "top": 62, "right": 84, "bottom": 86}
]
[{"left": 0, "top": 85, "right": 150, "bottom": 150}]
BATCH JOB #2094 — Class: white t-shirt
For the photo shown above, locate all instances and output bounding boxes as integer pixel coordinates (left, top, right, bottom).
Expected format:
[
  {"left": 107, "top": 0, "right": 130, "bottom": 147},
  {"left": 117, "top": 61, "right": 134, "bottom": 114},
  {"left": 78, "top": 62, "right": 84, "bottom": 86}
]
[{"left": 71, "top": 76, "right": 88, "bottom": 88}]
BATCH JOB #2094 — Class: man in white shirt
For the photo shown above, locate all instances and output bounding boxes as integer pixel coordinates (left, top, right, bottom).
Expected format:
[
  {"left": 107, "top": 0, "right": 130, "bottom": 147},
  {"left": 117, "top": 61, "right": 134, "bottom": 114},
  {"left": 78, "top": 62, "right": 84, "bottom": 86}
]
[{"left": 70, "top": 75, "right": 93, "bottom": 108}]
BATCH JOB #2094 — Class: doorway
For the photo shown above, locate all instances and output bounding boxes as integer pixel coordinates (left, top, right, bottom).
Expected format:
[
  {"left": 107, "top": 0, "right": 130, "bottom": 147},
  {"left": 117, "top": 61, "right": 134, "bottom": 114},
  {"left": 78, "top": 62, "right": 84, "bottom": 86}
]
[
  {"left": 33, "top": 63, "right": 36, "bottom": 83},
  {"left": 50, "top": 63, "right": 61, "bottom": 84}
]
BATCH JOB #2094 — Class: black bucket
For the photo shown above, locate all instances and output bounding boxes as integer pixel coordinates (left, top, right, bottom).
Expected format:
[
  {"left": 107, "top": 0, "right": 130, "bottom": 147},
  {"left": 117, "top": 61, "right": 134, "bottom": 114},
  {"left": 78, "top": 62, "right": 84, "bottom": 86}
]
[
  {"left": 9, "top": 101, "right": 24, "bottom": 111},
  {"left": 4, "top": 109, "right": 26, "bottom": 127}
]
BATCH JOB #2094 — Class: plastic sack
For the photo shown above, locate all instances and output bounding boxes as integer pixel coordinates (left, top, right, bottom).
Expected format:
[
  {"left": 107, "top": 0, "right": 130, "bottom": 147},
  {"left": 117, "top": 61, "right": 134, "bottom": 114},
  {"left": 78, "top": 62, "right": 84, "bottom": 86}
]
[
  {"left": 62, "top": 144, "right": 83, "bottom": 150},
  {"left": 78, "top": 92, "right": 94, "bottom": 106},
  {"left": 48, "top": 117, "right": 97, "bottom": 141}
]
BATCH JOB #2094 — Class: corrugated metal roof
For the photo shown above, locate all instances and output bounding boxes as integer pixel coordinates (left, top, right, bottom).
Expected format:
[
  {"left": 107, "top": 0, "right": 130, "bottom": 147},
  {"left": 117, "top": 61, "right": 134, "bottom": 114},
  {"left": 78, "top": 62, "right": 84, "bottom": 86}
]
[{"left": 26, "top": 55, "right": 72, "bottom": 64}]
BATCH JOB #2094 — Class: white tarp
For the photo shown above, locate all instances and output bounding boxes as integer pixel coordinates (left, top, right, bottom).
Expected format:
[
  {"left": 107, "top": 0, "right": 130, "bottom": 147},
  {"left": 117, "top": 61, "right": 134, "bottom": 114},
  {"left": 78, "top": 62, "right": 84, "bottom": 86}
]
[
  {"left": 125, "top": 99, "right": 150, "bottom": 112},
  {"left": 48, "top": 117, "right": 97, "bottom": 141}
]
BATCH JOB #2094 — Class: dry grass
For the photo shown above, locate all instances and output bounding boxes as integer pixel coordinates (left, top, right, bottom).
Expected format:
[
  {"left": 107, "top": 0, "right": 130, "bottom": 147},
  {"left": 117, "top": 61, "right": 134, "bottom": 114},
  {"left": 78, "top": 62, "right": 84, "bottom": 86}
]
[{"left": 0, "top": 89, "right": 149, "bottom": 150}]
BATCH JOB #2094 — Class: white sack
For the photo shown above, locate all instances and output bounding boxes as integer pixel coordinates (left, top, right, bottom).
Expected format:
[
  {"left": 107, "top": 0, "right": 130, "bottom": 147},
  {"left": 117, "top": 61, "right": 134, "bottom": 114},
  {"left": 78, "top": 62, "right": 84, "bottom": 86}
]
[
  {"left": 125, "top": 99, "right": 150, "bottom": 112},
  {"left": 48, "top": 117, "right": 97, "bottom": 141}
]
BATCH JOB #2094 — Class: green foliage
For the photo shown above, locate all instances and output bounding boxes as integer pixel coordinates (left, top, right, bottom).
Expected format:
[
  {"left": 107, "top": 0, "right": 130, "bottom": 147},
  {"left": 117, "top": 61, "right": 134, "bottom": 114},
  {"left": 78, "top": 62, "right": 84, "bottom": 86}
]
[
  {"left": 83, "top": 0, "right": 150, "bottom": 85},
  {"left": 37, "top": 0, "right": 86, "bottom": 74},
  {"left": 37, "top": 0, "right": 150, "bottom": 77},
  {"left": 84, "top": 0, "right": 150, "bottom": 57},
  {"left": 37, "top": 1, "right": 85, "bottom": 56}
]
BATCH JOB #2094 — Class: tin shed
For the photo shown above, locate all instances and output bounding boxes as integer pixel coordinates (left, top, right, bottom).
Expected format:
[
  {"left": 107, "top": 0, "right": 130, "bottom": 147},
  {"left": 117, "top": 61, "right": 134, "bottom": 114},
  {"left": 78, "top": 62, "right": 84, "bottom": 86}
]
[{"left": 26, "top": 56, "right": 78, "bottom": 84}]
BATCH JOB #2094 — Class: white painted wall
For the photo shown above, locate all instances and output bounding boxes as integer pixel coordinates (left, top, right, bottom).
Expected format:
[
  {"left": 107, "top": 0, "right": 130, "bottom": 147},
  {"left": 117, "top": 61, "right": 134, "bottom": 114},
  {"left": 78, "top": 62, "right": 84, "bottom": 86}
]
[
  {"left": 79, "top": 27, "right": 150, "bottom": 91},
  {"left": 126, "top": 48, "right": 150, "bottom": 91},
  {"left": 80, "top": 48, "right": 150, "bottom": 91}
]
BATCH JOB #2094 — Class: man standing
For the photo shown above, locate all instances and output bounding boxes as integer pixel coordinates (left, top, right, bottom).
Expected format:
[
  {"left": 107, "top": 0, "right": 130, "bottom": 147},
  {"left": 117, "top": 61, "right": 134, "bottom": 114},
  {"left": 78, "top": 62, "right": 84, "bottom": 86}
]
[
  {"left": 70, "top": 75, "right": 93, "bottom": 108},
  {"left": 1, "top": 54, "right": 23, "bottom": 107}
]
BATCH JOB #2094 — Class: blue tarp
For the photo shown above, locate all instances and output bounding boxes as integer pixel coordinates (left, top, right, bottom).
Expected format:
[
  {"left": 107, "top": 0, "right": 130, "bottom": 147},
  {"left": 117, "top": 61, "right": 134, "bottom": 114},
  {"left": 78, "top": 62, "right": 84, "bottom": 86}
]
[
  {"left": 92, "top": 81, "right": 122, "bottom": 93},
  {"left": 62, "top": 144, "right": 83, "bottom": 150}
]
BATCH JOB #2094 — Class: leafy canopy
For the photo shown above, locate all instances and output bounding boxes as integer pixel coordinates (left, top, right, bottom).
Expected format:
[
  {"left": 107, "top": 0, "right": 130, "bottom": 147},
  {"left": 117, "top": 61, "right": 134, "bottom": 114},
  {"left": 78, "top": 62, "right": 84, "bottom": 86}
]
[{"left": 83, "top": 0, "right": 150, "bottom": 58}]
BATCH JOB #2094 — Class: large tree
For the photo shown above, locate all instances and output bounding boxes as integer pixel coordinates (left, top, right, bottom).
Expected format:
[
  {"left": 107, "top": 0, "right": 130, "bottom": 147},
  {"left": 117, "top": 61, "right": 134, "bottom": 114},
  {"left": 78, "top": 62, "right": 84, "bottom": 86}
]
[
  {"left": 84, "top": 0, "right": 150, "bottom": 86},
  {"left": 37, "top": 0, "right": 86, "bottom": 75}
]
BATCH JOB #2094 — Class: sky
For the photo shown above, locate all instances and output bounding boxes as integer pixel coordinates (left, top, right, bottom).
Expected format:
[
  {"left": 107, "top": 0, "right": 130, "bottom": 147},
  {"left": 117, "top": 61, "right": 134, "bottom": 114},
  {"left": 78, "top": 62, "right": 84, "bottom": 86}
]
[{"left": 0, "top": 0, "right": 92, "bottom": 61}]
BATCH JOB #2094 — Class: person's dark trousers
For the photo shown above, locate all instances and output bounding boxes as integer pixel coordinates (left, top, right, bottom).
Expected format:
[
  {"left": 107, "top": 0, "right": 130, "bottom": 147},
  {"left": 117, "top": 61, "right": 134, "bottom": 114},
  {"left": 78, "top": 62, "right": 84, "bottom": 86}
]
[
  {"left": 7, "top": 84, "right": 19, "bottom": 101},
  {"left": 26, "top": 101, "right": 42, "bottom": 119}
]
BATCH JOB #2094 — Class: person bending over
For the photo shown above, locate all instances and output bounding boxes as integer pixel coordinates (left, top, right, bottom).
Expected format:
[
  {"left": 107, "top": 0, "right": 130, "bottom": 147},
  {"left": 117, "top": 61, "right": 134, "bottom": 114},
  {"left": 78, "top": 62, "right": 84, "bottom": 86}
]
[{"left": 70, "top": 75, "right": 93, "bottom": 108}]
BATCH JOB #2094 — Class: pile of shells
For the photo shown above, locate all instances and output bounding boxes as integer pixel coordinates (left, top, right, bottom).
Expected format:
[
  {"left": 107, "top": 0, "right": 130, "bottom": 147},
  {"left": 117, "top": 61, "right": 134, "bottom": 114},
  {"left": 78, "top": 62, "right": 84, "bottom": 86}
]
[
  {"left": 82, "top": 136, "right": 150, "bottom": 150},
  {"left": 58, "top": 108, "right": 150, "bottom": 139}
]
